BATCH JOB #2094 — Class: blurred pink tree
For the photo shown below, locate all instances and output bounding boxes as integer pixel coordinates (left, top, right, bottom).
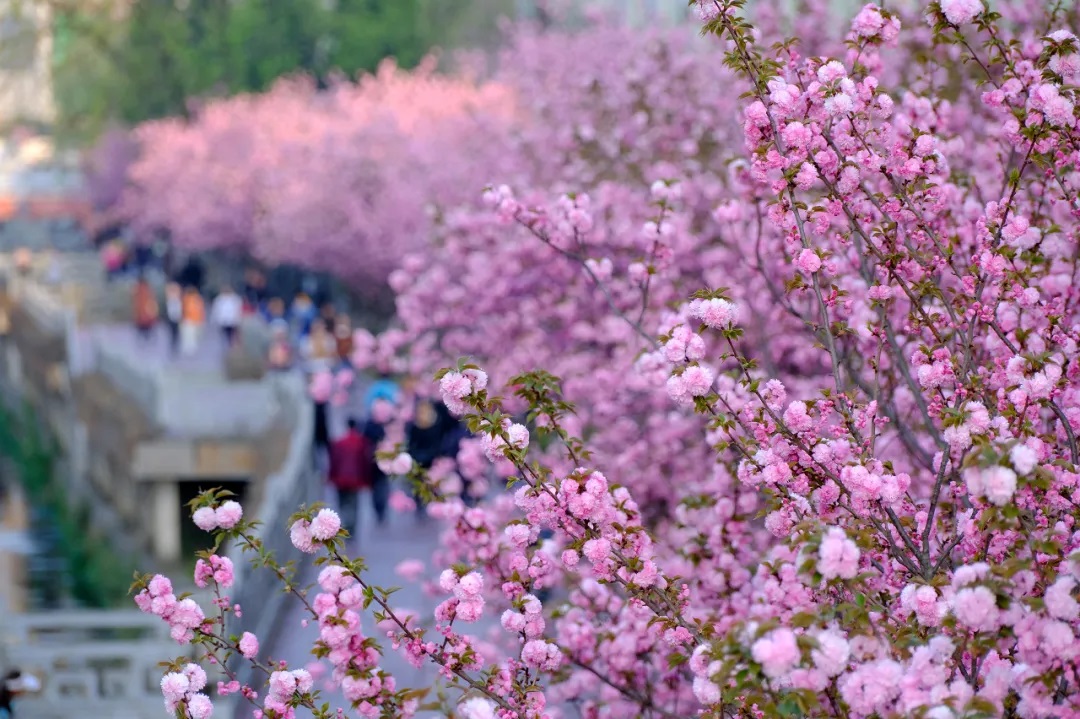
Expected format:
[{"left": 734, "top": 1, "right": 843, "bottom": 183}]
[{"left": 116, "top": 58, "right": 516, "bottom": 292}]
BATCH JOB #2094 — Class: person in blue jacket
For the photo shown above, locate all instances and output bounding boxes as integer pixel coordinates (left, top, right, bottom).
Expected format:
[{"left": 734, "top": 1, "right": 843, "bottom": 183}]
[{"left": 363, "top": 371, "right": 401, "bottom": 416}]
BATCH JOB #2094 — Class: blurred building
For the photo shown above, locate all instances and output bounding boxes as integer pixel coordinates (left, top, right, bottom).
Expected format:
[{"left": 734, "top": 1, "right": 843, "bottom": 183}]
[{"left": 0, "top": 0, "right": 54, "bottom": 125}]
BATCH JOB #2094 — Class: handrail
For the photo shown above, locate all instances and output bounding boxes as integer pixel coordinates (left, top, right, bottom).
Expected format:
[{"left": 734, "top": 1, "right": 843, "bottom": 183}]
[{"left": 1, "top": 610, "right": 189, "bottom": 719}]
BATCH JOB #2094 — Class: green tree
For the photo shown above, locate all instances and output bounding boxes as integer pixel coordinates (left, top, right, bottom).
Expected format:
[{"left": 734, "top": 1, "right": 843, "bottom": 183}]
[
  {"left": 116, "top": 0, "right": 193, "bottom": 122},
  {"left": 51, "top": 0, "right": 520, "bottom": 141},
  {"left": 325, "top": 0, "right": 426, "bottom": 79},
  {"left": 222, "top": 0, "right": 326, "bottom": 92}
]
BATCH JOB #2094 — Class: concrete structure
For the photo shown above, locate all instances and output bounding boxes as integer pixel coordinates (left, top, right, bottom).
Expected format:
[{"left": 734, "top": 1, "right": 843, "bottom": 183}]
[
  {"left": 0, "top": 0, "right": 54, "bottom": 125},
  {"left": 0, "top": 257, "right": 309, "bottom": 568},
  {"left": 0, "top": 610, "right": 188, "bottom": 719},
  {"left": 0, "top": 252, "right": 321, "bottom": 718},
  {"left": 0, "top": 481, "right": 31, "bottom": 613}
]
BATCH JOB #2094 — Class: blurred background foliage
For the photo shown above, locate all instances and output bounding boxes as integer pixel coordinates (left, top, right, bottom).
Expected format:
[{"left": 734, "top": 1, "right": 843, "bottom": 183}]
[{"left": 49, "top": 0, "right": 517, "bottom": 142}]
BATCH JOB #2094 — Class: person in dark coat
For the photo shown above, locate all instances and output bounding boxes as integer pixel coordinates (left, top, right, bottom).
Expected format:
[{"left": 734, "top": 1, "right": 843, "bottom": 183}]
[
  {"left": 328, "top": 418, "right": 373, "bottom": 537},
  {"left": 177, "top": 256, "right": 205, "bottom": 292},
  {"left": 362, "top": 412, "right": 391, "bottom": 526},
  {"left": 406, "top": 398, "right": 443, "bottom": 470},
  {"left": 406, "top": 397, "right": 447, "bottom": 520},
  {"left": 437, "top": 403, "right": 468, "bottom": 458},
  {"left": 313, "top": 400, "right": 330, "bottom": 465},
  {"left": 434, "top": 403, "right": 474, "bottom": 504},
  {"left": 133, "top": 242, "right": 153, "bottom": 271},
  {"left": 0, "top": 670, "right": 41, "bottom": 718}
]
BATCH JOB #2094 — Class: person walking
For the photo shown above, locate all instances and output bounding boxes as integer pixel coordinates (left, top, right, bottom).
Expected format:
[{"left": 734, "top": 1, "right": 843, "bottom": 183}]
[
  {"left": 301, "top": 319, "right": 336, "bottom": 374},
  {"left": 436, "top": 403, "right": 473, "bottom": 504},
  {"left": 131, "top": 275, "right": 159, "bottom": 343},
  {"left": 290, "top": 292, "right": 317, "bottom": 338},
  {"left": 319, "top": 300, "right": 337, "bottom": 334},
  {"left": 133, "top": 241, "right": 153, "bottom": 274},
  {"left": 266, "top": 324, "right": 293, "bottom": 371},
  {"left": 262, "top": 296, "right": 289, "bottom": 326},
  {"left": 362, "top": 400, "right": 394, "bottom": 526},
  {"left": 328, "top": 418, "right": 373, "bottom": 538},
  {"left": 0, "top": 669, "right": 42, "bottom": 718},
  {"left": 164, "top": 282, "right": 183, "bottom": 356},
  {"left": 177, "top": 256, "right": 204, "bottom": 292},
  {"left": 334, "top": 314, "right": 354, "bottom": 368},
  {"left": 210, "top": 285, "right": 243, "bottom": 347},
  {"left": 242, "top": 267, "right": 267, "bottom": 310},
  {"left": 310, "top": 371, "right": 333, "bottom": 469},
  {"left": 406, "top": 397, "right": 447, "bottom": 521},
  {"left": 101, "top": 239, "right": 125, "bottom": 281},
  {"left": 180, "top": 286, "right": 206, "bottom": 357},
  {"left": 12, "top": 248, "right": 31, "bottom": 277},
  {"left": 363, "top": 371, "right": 400, "bottom": 416}
]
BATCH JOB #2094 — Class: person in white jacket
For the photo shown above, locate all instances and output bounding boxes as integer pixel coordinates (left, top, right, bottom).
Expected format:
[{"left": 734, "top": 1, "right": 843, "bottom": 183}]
[{"left": 210, "top": 285, "right": 243, "bottom": 347}]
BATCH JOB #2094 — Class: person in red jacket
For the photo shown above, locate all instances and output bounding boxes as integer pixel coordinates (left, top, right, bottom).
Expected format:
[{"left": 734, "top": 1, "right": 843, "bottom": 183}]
[{"left": 328, "top": 418, "right": 373, "bottom": 537}]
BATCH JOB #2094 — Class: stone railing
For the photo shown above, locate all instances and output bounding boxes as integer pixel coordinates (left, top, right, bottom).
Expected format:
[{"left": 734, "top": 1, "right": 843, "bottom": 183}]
[
  {"left": 10, "top": 280, "right": 68, "bottom": 335},
  {"left": 225, "top": 371, "right": 318, "bottom": 696},
  {"left": 0, "top": 610, "right": 190, "bottom": 719},
  {"left": 91, "top": 337, "right": 278, "bottom": 438}
]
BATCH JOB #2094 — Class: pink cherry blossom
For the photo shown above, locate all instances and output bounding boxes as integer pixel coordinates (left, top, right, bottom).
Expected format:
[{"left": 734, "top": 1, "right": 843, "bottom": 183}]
[
  {"left": 160, "top": 672, "right": 189, "bottom": 705},
  {"left": 953, "top": 586, "right": 1000, "bottom": 633},
  {"left": 1044, "top": 577, "right": 1079, "bottom": 621},
  {"left": 239, "top": 632, "right": 259, "bottom": 659},
  {"left": 192, "top": 507, "right": 218, "bottom": 532},
  {"left": 818, "top": 527, "right": 860, "bottom": 580},
  {"left": 214, "top": 501, "right": 243, "bottom": 529},
  {"left": 289, "top": 520, "right": 316, "bottom": 554},
  {"left": 395, "top": 559, "right": 425, "bottom": 582},
  {"left": 457, "top": 697, "right": 497, "bottom": 719},
  {"left": 981, "top": 466, "right": 1018, "bottom": 506},
  {"left": 795, "top": 248, "right": 823, "bottom": 274},
  {"left": 186, "top": 693, "right": 213, "bottom": 719},
  {"left": 309, "top": 509, "right": 341, "bottom": 541},
  {"left": 752, "top": 628, "right": 800, "bottom": 679},
  {"left": 939, "top": 0, "right": 983, "bottom": 26}
]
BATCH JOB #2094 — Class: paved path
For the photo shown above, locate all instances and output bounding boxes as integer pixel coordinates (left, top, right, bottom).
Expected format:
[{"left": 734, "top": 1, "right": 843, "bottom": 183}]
[
  {"left": 77, "top": 321, "right": 233, "bottom": 377},
  {"left": 269, "top": 491, "right": 460, "bottom": 718},
  {"left": 272, "top": 377, "right": 500, "bottom": 718}
]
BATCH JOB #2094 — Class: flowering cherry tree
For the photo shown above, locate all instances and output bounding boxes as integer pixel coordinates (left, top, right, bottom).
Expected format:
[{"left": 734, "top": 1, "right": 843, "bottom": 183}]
[
  {"left": 134, "top": 2, "right": 1080, "bottom": 718},
  {"left": 115, "top": 58, "right": 515, "bottom": 292}
]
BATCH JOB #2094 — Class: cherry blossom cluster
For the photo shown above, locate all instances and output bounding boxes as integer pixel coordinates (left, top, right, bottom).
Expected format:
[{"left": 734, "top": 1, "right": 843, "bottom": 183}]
[
  {"left": 194, "top": 555, "right": 235, "bottom": 590},
  {"left": 192, "top": 501, "right": 244, "bottom": 532},
  {"left": 134, "top": 574, "right": 207, "bottom": 644},
  {"left": 137, "top": 2, "right": 1080, "bottom": 718},
  {"left": 161, "top": 664, "right": 214, "bottom": 719}
]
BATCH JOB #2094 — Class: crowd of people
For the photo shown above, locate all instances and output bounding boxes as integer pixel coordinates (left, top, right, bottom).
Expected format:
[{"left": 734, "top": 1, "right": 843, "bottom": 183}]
[
  {"left": 316, "top": 375, "right": 479, "bottom": 541},
  {"left": 120, "top": 243, "right": 482, "bottom": 540},
  {"left": 126, "top": 256, "right": 356, "bottom": 373}
]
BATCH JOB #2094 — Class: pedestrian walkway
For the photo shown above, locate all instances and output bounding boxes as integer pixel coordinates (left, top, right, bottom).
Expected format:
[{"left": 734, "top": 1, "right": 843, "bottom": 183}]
[
  {"left": 270, "top": 489, "right": 445, "bottom": 715},
  {"left": 268, "top": 478, "right": 507, "bottom": 719},
  {"left": 77, "top": 321, "right": 233, "bottom": 376}
]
